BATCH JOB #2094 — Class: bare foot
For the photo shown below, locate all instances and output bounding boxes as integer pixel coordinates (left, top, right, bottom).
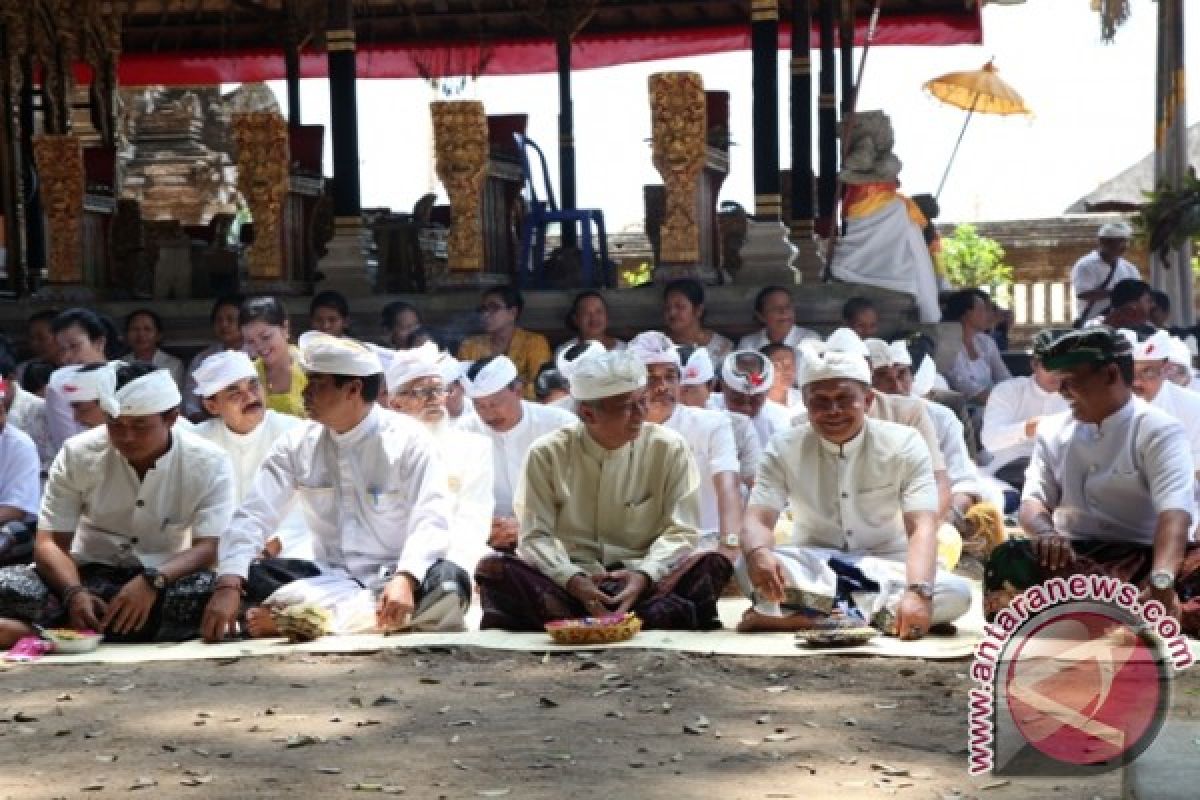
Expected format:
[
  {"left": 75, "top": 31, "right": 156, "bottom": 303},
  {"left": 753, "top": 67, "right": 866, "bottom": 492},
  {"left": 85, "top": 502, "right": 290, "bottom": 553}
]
[
  {"left": 0, "top": 618, "right": 35, "bottom": 649},
  {"left": 244, "top": 607, "right": 281, "bottom": 638},
  {"left": 737, "top": 608, "right": 820, "bottom": 633}
]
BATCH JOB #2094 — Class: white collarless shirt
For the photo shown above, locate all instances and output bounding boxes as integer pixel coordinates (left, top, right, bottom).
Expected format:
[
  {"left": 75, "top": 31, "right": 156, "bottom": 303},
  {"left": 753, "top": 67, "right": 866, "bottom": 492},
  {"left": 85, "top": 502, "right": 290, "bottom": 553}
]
[
  {"left": 9, "top": 386, "right": 52, "bottom": 475},
  {"left": 0, "top": 423, "right": 41, "bottom": 516},
  {"left": 981, "top": 376, "right": 1068, "bottom": 473},
  {"left": 1148, "top": 380, "right": 1200, "bottom": 467},
  {"left": 735, "top": 325, "right": 821, "bottom": 353},
  {"left": 426, "top": 419, "right": 494, "bottom": 574},
  {"left": 1070, "top": 250, "right": 1140, "bottom": 321},
  {"left": 662, "top": 404, "right": 739, "bottom": 532}
]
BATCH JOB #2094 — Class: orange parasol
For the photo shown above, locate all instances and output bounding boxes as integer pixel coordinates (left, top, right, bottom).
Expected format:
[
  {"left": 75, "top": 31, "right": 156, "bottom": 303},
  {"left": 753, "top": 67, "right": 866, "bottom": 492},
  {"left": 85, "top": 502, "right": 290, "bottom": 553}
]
[{"left": 923, "top": 60, "right": 1032, "bottom": 199}]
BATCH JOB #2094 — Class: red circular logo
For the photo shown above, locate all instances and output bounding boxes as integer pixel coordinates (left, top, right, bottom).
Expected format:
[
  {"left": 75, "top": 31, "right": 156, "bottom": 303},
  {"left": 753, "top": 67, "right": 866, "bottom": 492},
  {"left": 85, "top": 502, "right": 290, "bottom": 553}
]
[{"left": 1004, "top": 609, "right": 1164, "bottom": 767}]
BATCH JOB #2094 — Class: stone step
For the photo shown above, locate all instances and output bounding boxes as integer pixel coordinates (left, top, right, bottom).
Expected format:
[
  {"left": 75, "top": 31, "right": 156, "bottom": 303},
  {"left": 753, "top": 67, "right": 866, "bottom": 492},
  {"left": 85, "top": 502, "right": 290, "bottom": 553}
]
[{"left": 1122, "top": 718, "right": 1200, "bottom": 799}]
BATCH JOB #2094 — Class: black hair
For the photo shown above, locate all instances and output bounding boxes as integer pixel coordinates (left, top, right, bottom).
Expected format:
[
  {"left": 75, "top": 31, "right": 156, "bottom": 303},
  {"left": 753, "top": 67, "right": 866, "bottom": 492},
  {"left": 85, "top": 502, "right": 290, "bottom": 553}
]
[
  {"left": 564, "top": 290, "right": 607, "bottom": 334},
  {"left": 0, "top": 350, "right": 14, "bottom": 379},
  {"left": 1110, "top": 279, "right": 1152, "bottom": 310},
  {"left": 20, "top": 360, "right": 54, "bottom": 394},
  {"left": 1151, "top": 290, "right": 1170, "bottom": 314},
  {"left": 901, "top": 332, "right": 937, "bottom": 372},
  {"left": 52, "top": 308, "right": 108, "bottom": 340},
  {"left": 943, "top": 289, "right": 990, "bottom": 323},
  {"left": 482, "top": 285, "right": 524, "bottom": 315},
  {"left": 841, "top": 296, "right": 876, "bottom": 323},
  {"left": 27, "top": 308, "right": 59, "bottom": 327},
  {"left": 663, "top": 278, "right": 705, "bottom": 308},
  {"left": 330, "top": 372, "right": 383, "bottom": 404},
  {"left": 1114, "top": 356, "right": 1135, "bottom": 385},
  {"left": 114, "top": 361, "right": 164, "bottom": 392},
  {"left": 759, "top": 343, "right": 794, "bottom": 359},
  {"left": 534, "top": 364, "right": 569, "bottom": 400},
  {"left": 561, "top": 341, "right": 595, "bottom": 362},
  {"left": 382, "top": 300, "right": 419, "bottom": 330},
  {"left": 210, "top": 294, "right": 245, "bottom": 321},
  {"left": 465, "top": 355, "right": 497, "bottom": 382},
  {"left": 401, "top": 326, "right": 441, "bottom": 350},
  {"left": 125, "top": 308, "right": 164, "bottom": 335},
  {"left": 239, "top": 296, "right": 288, "bottom": 328},
  {"left": 310, "top": 289, "right": 350, "bottom": 320},
  {"left": 753, "top": 285, "right": 791, "bottom": 315}
]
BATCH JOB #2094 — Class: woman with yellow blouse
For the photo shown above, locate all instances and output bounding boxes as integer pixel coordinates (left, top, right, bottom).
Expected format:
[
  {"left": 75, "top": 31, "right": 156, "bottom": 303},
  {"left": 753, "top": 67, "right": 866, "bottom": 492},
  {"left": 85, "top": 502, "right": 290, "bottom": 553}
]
[
  {"left": 240, "top": 296, "right": 307, "bottom": 417},
  {"left": 457, "top": 286, "right": 550, "bottom": 400}
]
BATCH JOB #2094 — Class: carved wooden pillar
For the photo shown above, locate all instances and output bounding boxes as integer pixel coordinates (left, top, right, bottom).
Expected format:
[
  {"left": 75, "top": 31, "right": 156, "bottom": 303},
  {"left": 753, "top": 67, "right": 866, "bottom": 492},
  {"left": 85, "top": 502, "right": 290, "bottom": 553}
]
[
  {"left": 649, "top": 72, "right": 706, "bottom": 272},
  {"left": 32, "top": 133, "right": 84, "bottom": 283},
  {"left": 432, "top": 100, "right": 489, "bottom": 272},
  {"left": 232, "top": 112, "right": 290, "bottom": 281}
]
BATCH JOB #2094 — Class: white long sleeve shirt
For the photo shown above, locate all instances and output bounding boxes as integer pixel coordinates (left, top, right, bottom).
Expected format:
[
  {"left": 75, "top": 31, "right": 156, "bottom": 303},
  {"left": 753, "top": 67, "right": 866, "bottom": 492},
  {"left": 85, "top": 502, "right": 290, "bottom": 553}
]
[
  {"left": 946, "top": 333, "right": 1011, "bottom": 401},
  {"left": 1147, "top": 380, "right": 1200, "bottom": 467},
  {"left": 1070, "top": 250, "right": 1140, "bottom": 321},
  {"left": 218, "top": 406, "right": 453, "bottom": 587},
  {"left": 9, "top": 386, "right": 52, "bottom": 475},
  {"left": 0, "top": 423, "right": 41, "bottom": 516},
  {"left": 459, "top": 401, "right": 576, "bottom": 516},
  {"left": 427, "top": 420, "right": 494, "bottom": 574},
  {"left": 980, "top": 376, "right": 1068, "bottom": 474},
  {"left": 662, "top": 404, "right": 739, "bottom": 532}
]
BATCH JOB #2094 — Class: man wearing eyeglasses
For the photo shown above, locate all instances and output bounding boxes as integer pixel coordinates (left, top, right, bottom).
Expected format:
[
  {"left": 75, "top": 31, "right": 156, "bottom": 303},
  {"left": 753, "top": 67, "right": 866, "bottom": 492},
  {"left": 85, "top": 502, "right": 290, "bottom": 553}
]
[
  {"left": 985, "top": 327, "right": 1200, "bottom": 632},
  {"left": 457, "top": 287, "right": 551, "bottom": 400},
  {"left": 737, "top": 349, "right": 972, "bottom": 638},
  {"left": 387, "top": 343, "right": 494, "bottom": 577}
]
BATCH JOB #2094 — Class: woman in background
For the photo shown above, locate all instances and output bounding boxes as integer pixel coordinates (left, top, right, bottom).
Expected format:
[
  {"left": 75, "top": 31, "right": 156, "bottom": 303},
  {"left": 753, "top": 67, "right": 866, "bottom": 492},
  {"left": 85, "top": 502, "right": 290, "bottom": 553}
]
[{"left": 240, "top": 296, "right": 307, "bottom": 418}]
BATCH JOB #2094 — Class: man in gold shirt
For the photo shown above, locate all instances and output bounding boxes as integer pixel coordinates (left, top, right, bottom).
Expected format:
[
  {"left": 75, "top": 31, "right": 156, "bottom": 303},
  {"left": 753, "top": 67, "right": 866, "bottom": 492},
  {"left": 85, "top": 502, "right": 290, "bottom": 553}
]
[{"left": 475, "top": 350, "right": 732, "bottom": 630}]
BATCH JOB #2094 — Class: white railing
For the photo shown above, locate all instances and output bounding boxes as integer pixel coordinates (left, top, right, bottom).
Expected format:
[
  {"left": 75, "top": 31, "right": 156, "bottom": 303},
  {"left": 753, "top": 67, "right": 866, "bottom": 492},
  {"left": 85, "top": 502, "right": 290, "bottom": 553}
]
[{"left": 993, "top": 281, "right": 1074, "bottom": 328}]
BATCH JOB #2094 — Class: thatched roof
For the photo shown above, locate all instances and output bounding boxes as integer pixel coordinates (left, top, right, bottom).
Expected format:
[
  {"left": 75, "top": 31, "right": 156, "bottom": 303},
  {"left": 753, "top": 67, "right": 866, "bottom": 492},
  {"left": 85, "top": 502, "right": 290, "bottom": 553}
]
[{"left": 1065, "top": 121, "right": 1200, "bottom": 213}]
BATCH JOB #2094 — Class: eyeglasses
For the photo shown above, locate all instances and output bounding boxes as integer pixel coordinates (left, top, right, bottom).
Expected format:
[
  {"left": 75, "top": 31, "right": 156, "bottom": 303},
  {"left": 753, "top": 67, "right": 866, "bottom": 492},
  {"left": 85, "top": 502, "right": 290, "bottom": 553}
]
[
  {"left": 1134, "top": 365, "right": 1164, "bottom": 381},
  {"left": 478, "top": 303, "right": 509, "bottom": 314},
  {"left": 396, "top": 386, "right": 447, "bottom": 401}
]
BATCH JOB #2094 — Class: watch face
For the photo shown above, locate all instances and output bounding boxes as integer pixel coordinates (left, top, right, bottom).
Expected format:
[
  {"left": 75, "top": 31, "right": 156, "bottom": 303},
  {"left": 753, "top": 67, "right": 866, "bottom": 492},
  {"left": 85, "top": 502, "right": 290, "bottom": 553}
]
[{"left": 1151, "top": 572, "right": 1174, "bottom": 590}]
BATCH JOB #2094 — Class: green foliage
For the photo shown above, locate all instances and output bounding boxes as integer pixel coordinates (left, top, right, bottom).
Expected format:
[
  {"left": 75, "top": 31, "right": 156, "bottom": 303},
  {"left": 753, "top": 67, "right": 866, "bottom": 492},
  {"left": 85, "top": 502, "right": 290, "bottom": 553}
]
[
  {"left": 1138, "top": 171, "right": 1200, "bottom": 259},
  {"left": 621, "top": 261, "right": 654, "bottom": 288},
  {"left": 938, "top": 224, "right": 1014, "bottom": 290}
]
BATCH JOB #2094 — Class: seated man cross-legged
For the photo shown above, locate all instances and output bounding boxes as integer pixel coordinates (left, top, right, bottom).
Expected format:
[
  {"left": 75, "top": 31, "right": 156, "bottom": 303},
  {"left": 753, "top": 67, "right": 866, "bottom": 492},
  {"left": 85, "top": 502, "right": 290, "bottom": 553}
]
[
  {"left": 738, "top": 349, "right": 972, "bottom": 637},
  {"left": 475, "top": 351, "right": 733, "bottom": 631},
  {"left": 0, "top": 364, "right": 236, "bottom": 648},
  {"left": 202, "top": 333, "right": 470, "bottom": 642},
  {"left": 986, "top": 327, "right": 1200, "bottom": 629}
]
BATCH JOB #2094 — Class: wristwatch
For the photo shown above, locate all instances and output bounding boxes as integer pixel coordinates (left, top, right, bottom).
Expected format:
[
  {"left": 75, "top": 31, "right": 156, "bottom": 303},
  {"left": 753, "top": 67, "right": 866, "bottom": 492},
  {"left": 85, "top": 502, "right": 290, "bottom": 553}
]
[
  {"left": 1149, "top": 570, "right": 1175, "bottom": 591},
  {"left": 906, "top": 581, "right": 935, "bottom": 600},
  {"left": 721, "top": 532, "right": 740, "bottom": 549},
  {"left": 141, "top": 567, "right": 168, "bottom": 592}
]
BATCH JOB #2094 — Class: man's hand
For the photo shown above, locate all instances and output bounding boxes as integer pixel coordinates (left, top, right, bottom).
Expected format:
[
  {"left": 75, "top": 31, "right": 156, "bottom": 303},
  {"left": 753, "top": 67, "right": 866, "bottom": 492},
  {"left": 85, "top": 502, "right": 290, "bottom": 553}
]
[
  {"left": 605, "top": 570, "right": 651, "bottom": 614},
  {"left": 66, "top": 590, "right": 107, "bottom": 632},
  {"left": 201, "top": 586, "right": 243, "bottom": 643},
  {"left": 1141, "top": 586, "right": 1182, "bottom": 621},
  {"left": 376, "top": 572, "right": 417, "bottom": 632},
  {"left": 488, "top": 517, "right": 519, "bottom": 551},
  {"left": 566, "top": 573, "right": 615, "bottom": 615},
  {"left": 1031, "top": 532, "right": 1076, "bottom": 571},
  {"left": 1024, "top": 416, "right": 1041, "bottom": 439},
  {"left": 102, "top": 576, "right": 158, "bottom": 636},
  {"left": 895, "top": 589, "right": 933, "bottom": 640},
  {"left": 746, "top": 547, "right": 788, "bottom": 604}
]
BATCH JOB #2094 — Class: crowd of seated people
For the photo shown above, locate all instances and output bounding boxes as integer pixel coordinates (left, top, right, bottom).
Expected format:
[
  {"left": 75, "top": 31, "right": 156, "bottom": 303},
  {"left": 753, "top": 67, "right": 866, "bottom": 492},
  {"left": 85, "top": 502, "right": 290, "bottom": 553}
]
[{"left": 1, "top": 279, "right": 1199, "bottom": 650}]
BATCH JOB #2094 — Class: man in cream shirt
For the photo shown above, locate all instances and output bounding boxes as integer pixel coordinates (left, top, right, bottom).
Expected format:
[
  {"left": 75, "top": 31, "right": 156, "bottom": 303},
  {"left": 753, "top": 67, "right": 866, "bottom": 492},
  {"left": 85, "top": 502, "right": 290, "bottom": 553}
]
[
  {"left": 201, "top": 333, "right": 468, "bottom": 641},
  {"left": 0, "top": 363, "right": 235, "bottom": 648},
  {"left": 475, "top": 350, "right": 732, "bottom": 630},
  {"left": 738, "top": 348, "right": 972, "bottom": 637}
]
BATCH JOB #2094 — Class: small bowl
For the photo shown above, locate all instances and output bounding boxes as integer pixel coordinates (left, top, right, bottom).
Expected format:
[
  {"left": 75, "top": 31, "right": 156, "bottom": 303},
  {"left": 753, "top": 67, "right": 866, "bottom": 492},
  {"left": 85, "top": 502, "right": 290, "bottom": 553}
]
[
  {"left": 545, "top": 613, "right": 642, "bottom": 645},
  {"left": 42, "top": 629, "right": 103, "bottom": 654},
  {"left": 795, "top": 626, "right": 879, "bottom": 648}
]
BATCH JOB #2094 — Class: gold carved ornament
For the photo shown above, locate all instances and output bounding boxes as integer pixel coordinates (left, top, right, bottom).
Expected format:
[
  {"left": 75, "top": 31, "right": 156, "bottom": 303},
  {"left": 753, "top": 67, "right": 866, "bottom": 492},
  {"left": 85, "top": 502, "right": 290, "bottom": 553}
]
[
  {"left": 649, "top": 72, "right": 706, "bottom": 265},
  {"left": 232, "top": 112, "right": 290, "bottom": 281},
  {"left": 33, "top": 134, "right": 85, "bottom": 283},
  {"left": 431, "top": 100, "right": 489, "bottom": 272}
]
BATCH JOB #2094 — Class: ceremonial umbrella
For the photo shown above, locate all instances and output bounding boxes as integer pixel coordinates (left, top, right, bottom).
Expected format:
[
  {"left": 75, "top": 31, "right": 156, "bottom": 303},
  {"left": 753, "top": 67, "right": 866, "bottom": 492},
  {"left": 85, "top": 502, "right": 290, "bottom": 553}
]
[{"left": 923, "top": 60, "right": 1031, "bottom": 199}]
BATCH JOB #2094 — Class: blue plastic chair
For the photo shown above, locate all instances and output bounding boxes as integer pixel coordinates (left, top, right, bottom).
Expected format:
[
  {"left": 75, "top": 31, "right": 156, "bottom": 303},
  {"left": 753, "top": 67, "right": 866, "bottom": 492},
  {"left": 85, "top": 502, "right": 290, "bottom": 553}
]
[{"left": 513, "top": 133, "right": 611, "bottom": 288}]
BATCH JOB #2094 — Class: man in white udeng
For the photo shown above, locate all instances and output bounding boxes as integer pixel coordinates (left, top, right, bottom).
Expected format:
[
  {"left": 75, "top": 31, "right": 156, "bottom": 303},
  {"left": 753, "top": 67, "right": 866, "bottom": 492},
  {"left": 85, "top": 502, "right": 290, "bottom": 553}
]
[
  {"left": 737, "top": 349, "right": 972, "bottom": 637},
  {"left": 1128, "top": 329, "right": 1200, "bottom": 481},
  {"left": 458, "top": 356, "right": 575, "bottom": 552},
  {"left": 387, "top": 342, "right": 494, "bottom": 577},
  {"left": 201, "top": 333, "right": 469, "bottom": 641},
  {"left": 711, "top": 350, "right": 791, "bottom": 449},
  {"left": 190, "top": 350, "right": 309, "bottom": 560},
  {"left": 1071, "top": 221, "right": 1140, "bottom": 324},
  {"left": 628, "top": 332, "right": 743, "bottom": 558}
]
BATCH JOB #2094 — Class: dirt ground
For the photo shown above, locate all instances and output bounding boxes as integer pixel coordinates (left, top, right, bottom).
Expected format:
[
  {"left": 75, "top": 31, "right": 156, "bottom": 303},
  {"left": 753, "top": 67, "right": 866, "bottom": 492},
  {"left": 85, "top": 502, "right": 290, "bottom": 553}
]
[{"left": 1, "top": 647, "right": 1193, "bottom": 799}]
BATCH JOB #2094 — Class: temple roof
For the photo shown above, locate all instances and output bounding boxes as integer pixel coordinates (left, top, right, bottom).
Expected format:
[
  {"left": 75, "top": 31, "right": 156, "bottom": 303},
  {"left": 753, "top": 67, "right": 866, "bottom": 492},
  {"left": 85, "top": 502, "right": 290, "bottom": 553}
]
[{"left": 107, "top": 1, "right": 983, "bottom": 84}]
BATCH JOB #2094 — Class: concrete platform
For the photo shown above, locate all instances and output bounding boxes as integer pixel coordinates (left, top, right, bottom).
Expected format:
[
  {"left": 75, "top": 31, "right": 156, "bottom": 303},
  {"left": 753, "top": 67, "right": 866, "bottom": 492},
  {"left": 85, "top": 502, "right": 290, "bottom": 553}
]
[{"left": 1122, "top": 718, "right": 1200, "bottom": 799}]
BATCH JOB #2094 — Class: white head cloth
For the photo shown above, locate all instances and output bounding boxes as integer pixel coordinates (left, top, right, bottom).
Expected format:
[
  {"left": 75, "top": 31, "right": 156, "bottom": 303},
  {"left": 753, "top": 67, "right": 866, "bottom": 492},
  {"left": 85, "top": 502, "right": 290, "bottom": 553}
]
[
  {"left": 1098, "top": 221, "right": 1133, "bottom": 239},
  {"left": 680, "top": 346, "right": 714, "bottom": 386},
  {"left": 191, "top": 350, "right": 257, "bottom": 397},
  {"left": 297, "top": 332, "right": 382, "bottom": 376},
  {"left": 463, "top": 356, "right": 519, "bottom": 399},
  {"left": 863, "top": 338, "right": 893, "bottom": 368},
  {"left": 51, "top": 364, "right": 118, "bottom": 415},
  {"left": 824, "top": 327, "right": 871, "bottom": 358},
  {"left": 888, "top": 341, "right": 913, "bottom": 367},
  {"left": 797, "top": 348, "right": 871, "bottom": 388},
  {"left": 385, "top": 342, "right": 442, "bottom": 392},
  {"left": 1133, "top": 329, "right": 1172, "bottom": 361},
  {"left": 569, "top": 350, "right": 647, "bottom": 401},
  {"left": 437, "top": 353, "right": 464, "bottom": 385},
  {"left": 911, "top": 356, "right": 938, "bottom": 397},
  {"left": 111, "top": 368, "right": 182, "bottom": 416},
  {"left": 556, "top": 340, "right": 607, "bottom": 379},
  {"left": 626, "top": 331, "right": 680, "bottom": 368},
  {"left": 721, "top": 350, "right": 774, "bottom": 395},
  {"left": 1169, "top": 337, "right": 1194, "bottom": 369}
]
